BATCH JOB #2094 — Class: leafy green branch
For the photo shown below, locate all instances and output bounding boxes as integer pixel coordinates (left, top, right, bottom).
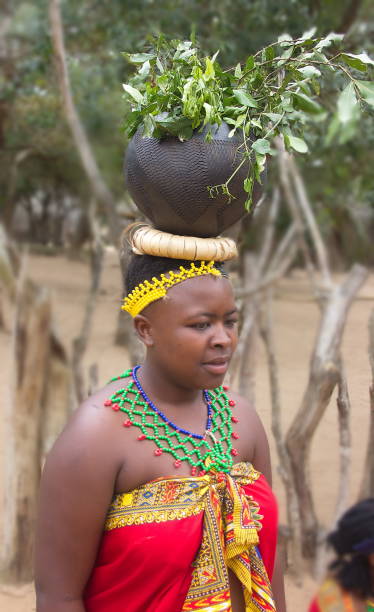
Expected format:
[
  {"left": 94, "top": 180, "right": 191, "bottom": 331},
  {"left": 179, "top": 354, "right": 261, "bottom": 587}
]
[{"left": 122, "top": 33, "right": 374, "bottom": 210}]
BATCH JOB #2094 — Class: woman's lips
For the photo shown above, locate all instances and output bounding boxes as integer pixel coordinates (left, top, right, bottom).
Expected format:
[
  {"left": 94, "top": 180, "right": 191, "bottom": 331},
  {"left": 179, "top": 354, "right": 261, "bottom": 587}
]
[{"left": 202, "top": 359, "right": 229, "bottom": 375}]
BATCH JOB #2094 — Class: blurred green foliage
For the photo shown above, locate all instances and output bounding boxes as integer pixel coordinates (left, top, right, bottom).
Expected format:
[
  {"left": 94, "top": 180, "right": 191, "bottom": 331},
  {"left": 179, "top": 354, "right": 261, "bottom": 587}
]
[{"left": 0, "top": 0, "right": 373, "bottom": 261}]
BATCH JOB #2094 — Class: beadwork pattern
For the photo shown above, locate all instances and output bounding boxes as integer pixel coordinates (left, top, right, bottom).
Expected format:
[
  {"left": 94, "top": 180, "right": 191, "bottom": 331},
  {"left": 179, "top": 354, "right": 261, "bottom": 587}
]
[
  {"left": 105, "top": 367, "right": 239, "bottom": 475},
  {"left": 122, "top": 260, "right": 221, "bottom": 317}
]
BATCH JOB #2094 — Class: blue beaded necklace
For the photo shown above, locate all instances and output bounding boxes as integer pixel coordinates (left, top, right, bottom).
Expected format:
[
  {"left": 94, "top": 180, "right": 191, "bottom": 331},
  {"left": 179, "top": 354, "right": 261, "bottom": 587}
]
[
  {"left": 105, "top": 367, "right": 240, "bottom": 475},
  {"left": 132, "top": 365, "right": 212, "bottom": 439}
]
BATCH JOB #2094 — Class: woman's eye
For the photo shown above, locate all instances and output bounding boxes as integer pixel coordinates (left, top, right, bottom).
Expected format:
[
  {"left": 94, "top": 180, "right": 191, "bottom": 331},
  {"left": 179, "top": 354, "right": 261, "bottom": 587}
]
[
  {"left": 191, "top": 322, "right": 210, "bottom": 330},
  {"left": 225, "top": 319, "right": 238, "bottom": 328}
]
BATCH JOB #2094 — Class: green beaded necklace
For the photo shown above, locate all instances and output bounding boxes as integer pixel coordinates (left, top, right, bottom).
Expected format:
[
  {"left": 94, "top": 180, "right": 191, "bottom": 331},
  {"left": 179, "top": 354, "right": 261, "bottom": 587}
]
[
  {"left": 367, "top": 599, "right": 374, "bottom": 612},
  {"left": 105, "top": 367, "right": 240, "bottom": 475}
]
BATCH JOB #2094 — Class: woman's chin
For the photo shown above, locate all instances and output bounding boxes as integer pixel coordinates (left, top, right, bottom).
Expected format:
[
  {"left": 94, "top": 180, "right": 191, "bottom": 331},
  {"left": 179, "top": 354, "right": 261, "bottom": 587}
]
[{"left": 199, "top": 365, "right": 229, "bottom": 389}]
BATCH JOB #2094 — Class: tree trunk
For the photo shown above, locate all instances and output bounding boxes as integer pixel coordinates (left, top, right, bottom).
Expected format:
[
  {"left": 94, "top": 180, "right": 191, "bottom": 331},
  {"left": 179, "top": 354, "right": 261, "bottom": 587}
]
[
  {"left": 337, "top": 0, "right": 363, "bottom": 34},
  {"left": 0, "top": 224, "right": 71, "bottom": 583},
  {"left": 1, "top": 281, "right": 52, "bottom": 582},
  {"left": 0, "top": 223, "right": 16, "bottom": 299},
  {"left": 48, "top": 0, "right": 121, "bottom": 245}
]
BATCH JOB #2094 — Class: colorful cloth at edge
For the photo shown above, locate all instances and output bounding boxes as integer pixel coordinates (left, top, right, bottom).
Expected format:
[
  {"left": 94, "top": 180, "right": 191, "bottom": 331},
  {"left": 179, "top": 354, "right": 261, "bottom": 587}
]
[
  {"left": 84, "top": 461, "right": 278, "bottom": 612},
  {"left": 308, "top": 578, "right": 356, "bottom": 612}
]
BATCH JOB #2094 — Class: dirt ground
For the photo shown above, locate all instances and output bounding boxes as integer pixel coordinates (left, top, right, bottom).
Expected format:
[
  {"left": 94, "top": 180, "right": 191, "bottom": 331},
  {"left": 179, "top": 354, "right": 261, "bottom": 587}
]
[{"left": 1, "top": 251, "right": 373, "bottom": 612}]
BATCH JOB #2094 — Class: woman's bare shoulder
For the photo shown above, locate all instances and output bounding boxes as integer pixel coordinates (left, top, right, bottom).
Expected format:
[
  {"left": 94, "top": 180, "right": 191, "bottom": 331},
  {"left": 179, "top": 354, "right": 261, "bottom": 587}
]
[
  {"left": 46, "top": 377, "right": 131, "bottom": 470},
  {"left": 226, "top": 389, "right": 261, "bottom": 425}
]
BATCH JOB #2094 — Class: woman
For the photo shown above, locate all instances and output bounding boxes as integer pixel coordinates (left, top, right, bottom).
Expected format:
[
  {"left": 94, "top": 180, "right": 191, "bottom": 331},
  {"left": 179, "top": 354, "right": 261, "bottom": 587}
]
[
  {"left": 35, "top": 248, "right": 286, "bottom": 611},
  {"left": 309, "top": 498, "right": 374, "bottom": 612}
]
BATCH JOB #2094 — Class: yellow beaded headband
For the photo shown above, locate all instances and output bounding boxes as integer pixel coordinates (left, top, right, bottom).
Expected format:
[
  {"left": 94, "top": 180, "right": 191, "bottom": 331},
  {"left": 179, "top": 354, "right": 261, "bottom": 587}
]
[{"left": 122, "top": 260, "right": 221, "bottom": 317}]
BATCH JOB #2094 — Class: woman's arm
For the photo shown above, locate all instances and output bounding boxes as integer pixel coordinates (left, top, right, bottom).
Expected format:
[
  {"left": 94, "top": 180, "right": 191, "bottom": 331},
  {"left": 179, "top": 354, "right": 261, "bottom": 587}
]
[
  {"left": 35, "top": 596, "right": 85, "bottom": 612},
  {"left": 35, "top": 400, "right": 121, "bottom": 611}
]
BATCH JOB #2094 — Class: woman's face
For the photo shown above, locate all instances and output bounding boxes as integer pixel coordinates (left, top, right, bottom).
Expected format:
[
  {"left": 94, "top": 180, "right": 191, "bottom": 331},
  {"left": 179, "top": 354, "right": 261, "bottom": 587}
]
[{"left": 136, "top": 275, "right": 239, "bottom": 389}]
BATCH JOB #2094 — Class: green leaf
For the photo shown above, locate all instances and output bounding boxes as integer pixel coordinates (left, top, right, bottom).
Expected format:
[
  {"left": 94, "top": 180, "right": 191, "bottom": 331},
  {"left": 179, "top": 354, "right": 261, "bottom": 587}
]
[
  {"left": 233, "top": 89, "right": 258, "bottom": 108},
  {"left": 255, "top": 153, "right": 266, "bottom": 181},
  {"left": 280, "top": 96, "right": 294, "bottom": 112},
  {"left": 154, "top": 115, "right": 193, "bottom": 137},
  {"left": 222, "top": 117, "right": 237, "bottom": 126},
  {"left": 211, "top": 50, "right": 220, "bottom": 64},
  {"left": 156, "top": 58, "right": 164, "bottom": 73},
  {"left": 235, "top": 114, "right": 246, "bottom": 127},
  {"left": 263, "top": 112, "right": 283, "bottom": 122},
  {"left": 250, "top": 118, "right": 262, "bottom": 129},
  {"left": 297, "top": 65, "right": 321, "bottom": 79},
  {"left": 143, "top": 113, "right": 155, "bottom": 137},
  {"left": 292, "top": 92, "right": 323, "bottom": 114},
  {"left": 244, "top": 177, "right": 253, "bottom": 193},
  {"left": 177, "top": 125, "right": 194, "bottom": 141},
  {"left": 356, "top": 80, "right": 374, "bottom": 107},
  {"left": 312, "top": 51, "right": 330, "bottom": 65},
  {"left": 315, "top": 32, "right": 344, "bottom": 51},
  {"left": 251, "top": 138, "right": 271, "bottom": 155},
  {"left": 277, "top": 47, "right": 294, "bottom": 65},
  {"left": 245, "top": 56, "right": 255, "bottom": 70},
  {"left": 265, "top": 46, "right": 275, "bottom": 61},
  {"left": 204, "top": 58, "right": 215, "bottom": 79},
  {"left": 234, "top": 63, "right": 242, "bottom": 78},
  {"left": 278, "top": 33, "right": 293, "bottom": 45},
  {"left": 244, "top": 197, "right": 253, "bottom": 211},
  {"left": 300, "top": 27, "right": 317, "bottom": 40},
  {"left": 122, "top": 84, "right": 144, "bottom": 104},
  {"left": 139, "top": 60, "right": 151, "bottom": 77},
  {"left": 340, "top": 52, "right": 374, "bottom": 72},
  {"left": 325, "top": 114, "right": 340, "bottom": 146},
  {"left": 123, "top": 52, "right": 156, "bottom": 64},
  {"left": 337, "top": 82, "right": 358, "bottom": 124},
  {"left": 287, "top": 134, "right": 308, "bottom": 153},
  {"left": 326, "top": 112, "right": 359, "bottom": 146},
  {"left": 203, "top": 102, "right": 213, "bottom": 124}
]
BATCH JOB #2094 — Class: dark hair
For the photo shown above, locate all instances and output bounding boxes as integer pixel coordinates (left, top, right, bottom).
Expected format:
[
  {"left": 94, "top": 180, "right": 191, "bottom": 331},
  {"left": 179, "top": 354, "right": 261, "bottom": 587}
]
[
  {"left": 125, "top": 254, "right": 226, "bottom": 294},
  {"left": 327, "top": 498, "right": 374, "bottom": 598}
]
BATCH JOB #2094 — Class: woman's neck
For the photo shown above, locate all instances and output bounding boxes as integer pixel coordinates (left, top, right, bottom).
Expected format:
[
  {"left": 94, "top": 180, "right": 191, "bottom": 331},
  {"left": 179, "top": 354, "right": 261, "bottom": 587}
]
[{"left": 136, "top": 361, "right": 203, "bottom": 410}]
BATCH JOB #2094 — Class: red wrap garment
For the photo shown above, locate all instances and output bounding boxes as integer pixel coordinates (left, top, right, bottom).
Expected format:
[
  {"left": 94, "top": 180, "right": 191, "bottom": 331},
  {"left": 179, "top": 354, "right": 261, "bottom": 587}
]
[{"left": 84, "top": 462, "right": 278, "bottom": 612}]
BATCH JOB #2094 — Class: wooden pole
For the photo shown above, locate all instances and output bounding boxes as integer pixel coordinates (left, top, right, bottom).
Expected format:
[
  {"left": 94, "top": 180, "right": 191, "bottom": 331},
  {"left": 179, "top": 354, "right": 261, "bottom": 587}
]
[
  {"left": 359, "top": 308, "right": 374, "bottom": 498},
  {"left": 258, "top": 290, "right": 303, "bottom": 581},
  {"left": 285, "top": 264, "right": 368, "bottom": 557}
]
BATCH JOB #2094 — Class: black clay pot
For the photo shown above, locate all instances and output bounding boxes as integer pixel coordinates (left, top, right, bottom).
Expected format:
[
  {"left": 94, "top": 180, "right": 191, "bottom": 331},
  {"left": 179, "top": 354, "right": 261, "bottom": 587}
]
[{"left": 124, "top": 122, "right": 264, "bottom": 238}]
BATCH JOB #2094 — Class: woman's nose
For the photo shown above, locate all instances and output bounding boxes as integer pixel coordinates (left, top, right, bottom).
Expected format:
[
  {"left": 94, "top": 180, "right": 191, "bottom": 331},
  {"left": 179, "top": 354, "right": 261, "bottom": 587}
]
[{"left": 211, "top": 324, "right": 231, "bottom": 347}]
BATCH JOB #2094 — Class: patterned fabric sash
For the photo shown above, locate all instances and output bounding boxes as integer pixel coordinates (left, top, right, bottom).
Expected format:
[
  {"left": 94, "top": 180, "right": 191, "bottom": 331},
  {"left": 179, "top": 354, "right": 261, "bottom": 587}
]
[
  {"left": 105, "top": 462, "right": 276, "bottom": 612},
  {"left": 314, "top": 578, "right": 355, "bottom": 612}
]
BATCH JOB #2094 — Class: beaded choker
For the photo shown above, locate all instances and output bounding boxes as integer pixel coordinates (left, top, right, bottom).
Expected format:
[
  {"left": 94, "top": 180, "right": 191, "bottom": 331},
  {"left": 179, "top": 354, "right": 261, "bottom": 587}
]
[{"left": 104, "top": 366, "right": 240, "bottom": 475}]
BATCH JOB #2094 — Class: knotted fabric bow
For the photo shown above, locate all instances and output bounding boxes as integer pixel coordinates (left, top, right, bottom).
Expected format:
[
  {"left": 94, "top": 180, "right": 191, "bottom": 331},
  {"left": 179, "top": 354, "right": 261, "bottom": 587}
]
[{"left": 182, "top": 465, "right": 276, "bottom": 612}]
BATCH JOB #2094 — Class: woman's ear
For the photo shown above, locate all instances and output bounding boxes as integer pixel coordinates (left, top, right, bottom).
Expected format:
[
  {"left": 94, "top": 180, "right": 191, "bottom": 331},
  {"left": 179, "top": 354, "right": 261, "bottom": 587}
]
[{"left": 133, "top": 315, "right": 154, "bottom": 347}]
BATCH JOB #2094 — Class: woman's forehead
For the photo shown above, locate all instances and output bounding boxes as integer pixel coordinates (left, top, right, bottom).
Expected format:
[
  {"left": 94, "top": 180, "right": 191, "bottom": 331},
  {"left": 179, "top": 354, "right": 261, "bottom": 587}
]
[{"left": 154, "top": 275, "right": 235, "bottom": 316}]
